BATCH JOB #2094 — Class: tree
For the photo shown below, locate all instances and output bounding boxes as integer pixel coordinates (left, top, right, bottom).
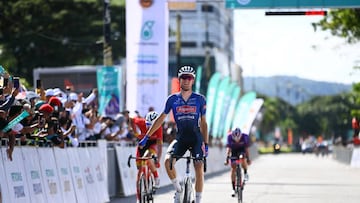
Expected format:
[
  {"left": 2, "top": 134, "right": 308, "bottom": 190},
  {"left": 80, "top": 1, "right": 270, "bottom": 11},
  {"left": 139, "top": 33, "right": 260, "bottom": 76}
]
[
  {"left": 0, "top": 0, "right": 126, "bottom": 85},
  {"left": 313, "top": 9, "right": 360, "bottom": 43}
]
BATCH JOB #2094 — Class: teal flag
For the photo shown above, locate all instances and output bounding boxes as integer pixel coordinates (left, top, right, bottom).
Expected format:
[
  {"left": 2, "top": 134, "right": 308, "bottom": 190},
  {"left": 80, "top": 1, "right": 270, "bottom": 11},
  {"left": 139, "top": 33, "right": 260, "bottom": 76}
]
[
  {"left": 211, "top": 76, "right": 230, "bottom": 138},
  {"left": 226, "top": 91, "right": 256, "bottom": 143},
  {"left": 0, "top": 65, "right": 6, "bottom": 75},
  {"left": 205, "top": 72, "right": 221, "bottom": 133},
  {"left": 97, "top": 66, "right": 122, "bottom": 117},
  {"left": 217, "top": 82, "right": 236, "bottom": 138},
  {"left": 2, "top": 111, "right": 29, "bottom": 132},
  {"left": 223, "top": 84, "right": 241, "bottom": 136},
  {"left": 195, "top": 66, "right": 202, "bottom": 93}
]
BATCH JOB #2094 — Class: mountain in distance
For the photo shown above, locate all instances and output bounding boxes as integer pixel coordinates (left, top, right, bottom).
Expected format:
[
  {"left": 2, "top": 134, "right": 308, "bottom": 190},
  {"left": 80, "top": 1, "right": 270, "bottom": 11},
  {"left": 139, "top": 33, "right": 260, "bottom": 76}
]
[{"left": 243, "top": 75, "right": 353, "bottom": 105}]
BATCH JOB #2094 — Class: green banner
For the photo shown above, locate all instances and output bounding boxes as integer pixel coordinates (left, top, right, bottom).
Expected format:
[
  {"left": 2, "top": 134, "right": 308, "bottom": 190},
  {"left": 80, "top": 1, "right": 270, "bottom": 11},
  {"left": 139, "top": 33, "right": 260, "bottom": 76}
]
[
  {"left": 97, "top": 66, "right": 122, "bottom": 117},
  {"left": 205, "top": 72, "right": 221, "bottom": 132},
  {"left": 211, "top": 76, "right": 230, "bottom": 138},
  {"left": 217, "top": 82, "right": 236, "bottom": 138},
  {"left": 195, "top": 66, "right": 202, "bottom": 93},
  {"left": 226, "top": 0, "right": 360, "bottom": 9},
  {"left": 226, "top": 91, "right": 256, "bottom": 143},
  {"left": 223, "top": 84, "right": 241, "bottom": 136}
]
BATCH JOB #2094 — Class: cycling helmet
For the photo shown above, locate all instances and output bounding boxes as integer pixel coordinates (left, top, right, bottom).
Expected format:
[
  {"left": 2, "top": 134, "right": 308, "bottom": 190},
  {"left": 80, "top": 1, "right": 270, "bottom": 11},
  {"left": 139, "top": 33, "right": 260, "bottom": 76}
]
[
  {"left": 145, "top": 111, "right": 159, "bottom": 126},
  {"left": 231, "top": 128, "right": 242, "bottom": 141},
  {"left": 178, "top": 66, "right": 196, "bottom": 78}
]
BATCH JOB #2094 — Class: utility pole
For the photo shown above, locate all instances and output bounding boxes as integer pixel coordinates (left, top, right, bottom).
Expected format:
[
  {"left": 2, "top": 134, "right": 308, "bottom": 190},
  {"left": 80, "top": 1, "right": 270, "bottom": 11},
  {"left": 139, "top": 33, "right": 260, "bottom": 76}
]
[
  {"left": 103, "top": 0, "right": 113, "bottom": 66},
  {"left": 176, "top": 13, "right": 182, "bottom": 69},
  {"left": 203, "top": 3, "right": 211, "bottom": 80}
]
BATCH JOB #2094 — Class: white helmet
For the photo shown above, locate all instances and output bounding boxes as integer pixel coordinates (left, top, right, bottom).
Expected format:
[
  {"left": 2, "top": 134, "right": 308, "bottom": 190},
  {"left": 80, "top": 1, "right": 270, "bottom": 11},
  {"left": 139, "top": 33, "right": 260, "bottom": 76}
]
[
  {"left": 178, "top": 66, "right": 196, "bottom": 78},
  {"left": 145, "top": 111, "right": 159, "bottom": 126},
  {"left": 232, "top": 128, "right": 242, "bottom": 141}
]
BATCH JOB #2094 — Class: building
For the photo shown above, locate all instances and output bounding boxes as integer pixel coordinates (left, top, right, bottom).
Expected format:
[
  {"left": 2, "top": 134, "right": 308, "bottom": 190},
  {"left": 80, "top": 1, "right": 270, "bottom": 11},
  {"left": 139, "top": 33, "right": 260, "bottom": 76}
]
[{"left": 168, "top": 1, "right": 234, "bottom": 94}]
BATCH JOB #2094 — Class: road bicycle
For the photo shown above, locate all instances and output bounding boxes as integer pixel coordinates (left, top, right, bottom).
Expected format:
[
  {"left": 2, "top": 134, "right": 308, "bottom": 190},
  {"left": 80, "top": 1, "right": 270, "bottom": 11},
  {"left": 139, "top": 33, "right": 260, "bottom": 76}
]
[
  {"left": 128, "top": 151, "right": 157, "bottom": 203},
  {"left": 170, "top": 152, "right": 207, "bottom": 203},
  {"left": 227, "top": 154, "right": 247, "bottom": 203}
]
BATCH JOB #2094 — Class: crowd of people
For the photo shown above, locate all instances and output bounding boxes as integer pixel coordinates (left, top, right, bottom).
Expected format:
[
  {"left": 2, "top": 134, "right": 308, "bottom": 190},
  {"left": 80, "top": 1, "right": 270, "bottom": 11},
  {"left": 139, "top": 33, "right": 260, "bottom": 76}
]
[{"left": 0, "top": 73, "right": 179, "bottom": 163}]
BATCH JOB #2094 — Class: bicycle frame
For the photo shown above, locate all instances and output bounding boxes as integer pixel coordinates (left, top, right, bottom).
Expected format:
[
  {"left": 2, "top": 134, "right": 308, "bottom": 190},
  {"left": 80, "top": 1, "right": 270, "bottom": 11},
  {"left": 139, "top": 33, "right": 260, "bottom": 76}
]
[
  {"left": 228, "top": 155, "right": 246, "bottom": 203},
  {"left": 170, "top": 153, "right": 207, "bottom": 203},
  {"left": 128, "top": 153, "right": 157, "bottom": 203}
]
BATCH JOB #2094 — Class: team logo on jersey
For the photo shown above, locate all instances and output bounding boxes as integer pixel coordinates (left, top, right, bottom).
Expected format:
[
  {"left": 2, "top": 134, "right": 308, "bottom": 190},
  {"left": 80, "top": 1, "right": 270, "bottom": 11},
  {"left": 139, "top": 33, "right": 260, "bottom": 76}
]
[{"left": 177, "top": 105, "right": 196, "bottom": 113}]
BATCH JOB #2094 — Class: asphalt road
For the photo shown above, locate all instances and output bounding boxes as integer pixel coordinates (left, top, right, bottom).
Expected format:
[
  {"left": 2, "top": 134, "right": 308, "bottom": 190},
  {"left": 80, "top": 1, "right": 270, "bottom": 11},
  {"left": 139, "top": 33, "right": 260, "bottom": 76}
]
[{"left": 110, "top": 153, "right": 360, "bottom": 203}]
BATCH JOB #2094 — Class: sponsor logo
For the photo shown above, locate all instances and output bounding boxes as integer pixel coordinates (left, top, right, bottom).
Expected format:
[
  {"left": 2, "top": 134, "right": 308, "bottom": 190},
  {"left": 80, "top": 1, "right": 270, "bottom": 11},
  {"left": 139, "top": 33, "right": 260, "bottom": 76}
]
[
  {"left": 177, "top": 105, "right": 196, "bottom": 113},
  {"left": 141, "top": 21, "right": 155, "bottom": 41},
  {"left": 237, "top": 0, "right": 251, "bottom": 5},
  {"left": 139, "top": 0, "right": 153, "bottom": 8}
]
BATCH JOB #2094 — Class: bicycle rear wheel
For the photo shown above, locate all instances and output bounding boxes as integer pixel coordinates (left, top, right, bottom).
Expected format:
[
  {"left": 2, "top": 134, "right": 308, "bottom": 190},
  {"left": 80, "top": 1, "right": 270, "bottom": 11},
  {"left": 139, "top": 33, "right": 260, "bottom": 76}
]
[
  {"left": 183, "top": 177, "right": 193, "bottom": 203},
  {"left": 139, "top": 174, "right": 147, "bottom": 203},
  {"left": 236, "top": 166, "right": 243, "bottom": 203}
]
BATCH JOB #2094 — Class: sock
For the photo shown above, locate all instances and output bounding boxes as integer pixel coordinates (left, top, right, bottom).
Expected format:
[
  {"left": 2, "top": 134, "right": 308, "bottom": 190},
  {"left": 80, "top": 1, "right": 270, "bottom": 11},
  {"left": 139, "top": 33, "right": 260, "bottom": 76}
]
[
  {"left": 153, "top": 170, "right": 159, "bottom": 178},
  {"left": 195, "top": 192, "right": 202, "bottom": 203},
  {"left": 244, "top": 169, "right": 247, "bottom": 174},
  {"left": 171, "top": 178, "right": 182, "bottom": 192},
  {"left": 232, "top": 181, "right": 235, "bottom": 190}
]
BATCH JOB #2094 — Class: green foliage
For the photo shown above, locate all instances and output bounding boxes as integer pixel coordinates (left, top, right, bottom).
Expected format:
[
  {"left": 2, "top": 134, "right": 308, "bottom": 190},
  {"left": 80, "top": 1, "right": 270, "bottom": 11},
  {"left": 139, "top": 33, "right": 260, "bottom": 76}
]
[
  {"left": 313, "top": 9, "right": 360, "bottom": 43},
  {"left": 0, "top": 0, "right": 126, "bottom": 84}
]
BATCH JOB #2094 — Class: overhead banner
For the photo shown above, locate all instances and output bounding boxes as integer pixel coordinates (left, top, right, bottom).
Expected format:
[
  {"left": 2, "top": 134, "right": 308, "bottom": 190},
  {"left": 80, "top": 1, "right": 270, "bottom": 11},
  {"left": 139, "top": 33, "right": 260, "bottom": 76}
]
[
  {"left": 126, "top": 0, "right": 169, "bottom": 115},
  {"left": 226, "top": 0, "right": 360, "bottom": 9}
]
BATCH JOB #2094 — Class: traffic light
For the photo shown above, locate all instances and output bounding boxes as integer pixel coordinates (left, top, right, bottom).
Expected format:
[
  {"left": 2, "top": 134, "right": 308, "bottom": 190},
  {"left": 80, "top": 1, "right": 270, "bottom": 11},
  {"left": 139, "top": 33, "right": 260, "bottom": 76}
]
[{"left": 265, "top": 10, "right": 327, "bottom": 16}]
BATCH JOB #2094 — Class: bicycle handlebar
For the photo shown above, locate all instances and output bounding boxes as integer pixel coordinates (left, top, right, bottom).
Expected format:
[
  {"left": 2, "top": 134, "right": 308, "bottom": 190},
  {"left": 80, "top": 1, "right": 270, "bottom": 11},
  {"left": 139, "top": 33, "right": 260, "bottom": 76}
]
[
  {"left": 127, "top": 154, "right": 158, "bottom": 168},
  {"left": 169, "top": 155, "right": 207, "bottom": 173}
]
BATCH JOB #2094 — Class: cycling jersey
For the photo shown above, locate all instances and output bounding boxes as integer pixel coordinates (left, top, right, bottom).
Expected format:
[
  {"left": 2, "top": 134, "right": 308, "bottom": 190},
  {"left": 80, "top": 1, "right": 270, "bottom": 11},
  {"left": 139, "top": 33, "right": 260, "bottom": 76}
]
[
  {"left": 164, "top": 92, "right": 206, "bottom": 158},
  {"left": 132, "top": 117, "right": 163, "bottom": 142},
  {"left": 226, "top": 133, "right": 250, "bottom": 154},
  {"left": 132, "top": 117, "right": 163, "bottom": 166}
]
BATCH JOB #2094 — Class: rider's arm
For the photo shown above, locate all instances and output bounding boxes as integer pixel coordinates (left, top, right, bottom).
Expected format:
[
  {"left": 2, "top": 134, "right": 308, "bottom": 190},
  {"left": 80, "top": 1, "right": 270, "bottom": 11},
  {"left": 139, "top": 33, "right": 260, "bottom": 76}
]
[
  {"left": 225, "top": 147, "right": 231, "bottom": 158},
  {"left": 200, "top": 114, "right": 208, "bottom": 144},
  {"left": 245, "top": 146, "right": 250, "bottom": 161},
  {"left": 146, "top": 113, "right": 166, "bottom": 137}
]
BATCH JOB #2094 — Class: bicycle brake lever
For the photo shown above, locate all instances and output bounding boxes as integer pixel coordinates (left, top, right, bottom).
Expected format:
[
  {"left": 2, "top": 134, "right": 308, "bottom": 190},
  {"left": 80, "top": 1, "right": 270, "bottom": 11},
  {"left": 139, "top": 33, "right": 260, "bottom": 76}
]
[{"left": 127, "top": 155, "right": 132, "bottom": 168}]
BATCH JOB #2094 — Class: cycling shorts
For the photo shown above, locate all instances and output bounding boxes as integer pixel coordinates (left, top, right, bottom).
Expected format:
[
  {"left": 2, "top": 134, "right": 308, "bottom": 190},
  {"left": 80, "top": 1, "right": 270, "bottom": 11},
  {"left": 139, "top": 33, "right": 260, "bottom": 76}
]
[{"left": 136, "top": 139, "right": 157, "bottom": 167}]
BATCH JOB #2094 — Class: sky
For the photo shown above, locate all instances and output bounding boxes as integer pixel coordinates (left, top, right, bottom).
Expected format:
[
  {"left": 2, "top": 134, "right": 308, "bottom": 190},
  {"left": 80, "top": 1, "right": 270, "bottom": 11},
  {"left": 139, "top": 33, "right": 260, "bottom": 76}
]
[{"left": 234, "top": 9, "right": 360, "bottom": 85}]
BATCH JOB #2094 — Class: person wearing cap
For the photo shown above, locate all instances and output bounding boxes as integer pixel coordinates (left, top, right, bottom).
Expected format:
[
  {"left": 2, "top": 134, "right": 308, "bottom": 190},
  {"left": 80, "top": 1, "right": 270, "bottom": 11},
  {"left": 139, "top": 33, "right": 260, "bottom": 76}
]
[
  {"left": 36, "top": 103, "right": 64, "bottom": 148},
  {"left": 45, "top": 88, "right": 54, "bottom": 102}
]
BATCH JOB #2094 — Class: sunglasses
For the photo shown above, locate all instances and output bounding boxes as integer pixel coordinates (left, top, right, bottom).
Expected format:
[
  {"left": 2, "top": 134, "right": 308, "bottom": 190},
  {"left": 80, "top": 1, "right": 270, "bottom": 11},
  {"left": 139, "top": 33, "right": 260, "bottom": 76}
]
[{"left": 180, "top": 75, "right": 194, "bottom": 80}]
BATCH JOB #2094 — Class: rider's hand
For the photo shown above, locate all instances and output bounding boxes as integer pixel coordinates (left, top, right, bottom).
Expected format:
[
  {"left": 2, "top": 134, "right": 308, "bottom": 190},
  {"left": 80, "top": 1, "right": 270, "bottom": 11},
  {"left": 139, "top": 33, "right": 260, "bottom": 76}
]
[
  {"left": 224, "top": 159, "right": 229, "bottom": 166},
  {"left": 138, "top": 135, "right": 149, "bottom": 148},
  {"left": 203, "top": 143, "right": 209, "bottom": 157}
]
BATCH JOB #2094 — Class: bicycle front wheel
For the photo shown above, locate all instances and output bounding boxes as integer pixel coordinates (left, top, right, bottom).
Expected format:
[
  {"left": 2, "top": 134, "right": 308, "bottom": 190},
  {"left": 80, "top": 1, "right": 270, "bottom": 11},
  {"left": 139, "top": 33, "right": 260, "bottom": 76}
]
[
  {"left": 183, "top": 177, "right": 193, "bottom": 203},
  {"left": 139, "top": 174, "right": 147, "bottom": 203},
  {"left": 236, "top": 166, "right": 243, "bottom": 203}
]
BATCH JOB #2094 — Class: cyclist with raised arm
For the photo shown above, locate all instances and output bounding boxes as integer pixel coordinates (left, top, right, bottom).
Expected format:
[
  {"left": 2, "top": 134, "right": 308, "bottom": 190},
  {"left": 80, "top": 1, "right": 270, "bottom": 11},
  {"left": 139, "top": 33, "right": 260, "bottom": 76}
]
[
  {"left": 224, "top": 127, "right": 251, "bottom": 197},
  {"left": 139, "top": 65, "right": 208, "bottom": 203},
  {"left": 132, "top": 111, "right": 163, "bottom": 198}
]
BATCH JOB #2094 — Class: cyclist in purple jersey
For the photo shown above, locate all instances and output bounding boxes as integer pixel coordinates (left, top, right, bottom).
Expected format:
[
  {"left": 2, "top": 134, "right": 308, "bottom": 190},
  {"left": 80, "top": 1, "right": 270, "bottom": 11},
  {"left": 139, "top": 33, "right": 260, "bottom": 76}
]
[
  {"left": 139, "top": 66, "right": 208, "bottom": 203},
  {"left": 224, "top": 128, "right": 252, "bottom": 197}
]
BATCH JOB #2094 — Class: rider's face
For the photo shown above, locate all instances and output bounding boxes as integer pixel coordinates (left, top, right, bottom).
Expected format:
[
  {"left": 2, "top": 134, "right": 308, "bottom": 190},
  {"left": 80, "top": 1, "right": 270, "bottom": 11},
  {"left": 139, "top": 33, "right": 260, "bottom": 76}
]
[{"left": 179, "top": 75, "right": 194, "bottom": 91}]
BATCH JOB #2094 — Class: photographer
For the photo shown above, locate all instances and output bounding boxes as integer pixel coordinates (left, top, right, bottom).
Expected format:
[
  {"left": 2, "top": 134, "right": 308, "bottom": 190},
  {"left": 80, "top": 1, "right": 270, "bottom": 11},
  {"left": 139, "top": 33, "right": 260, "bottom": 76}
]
[{"left": 35, "top": 103, "right": 64, "bottom": 148}]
